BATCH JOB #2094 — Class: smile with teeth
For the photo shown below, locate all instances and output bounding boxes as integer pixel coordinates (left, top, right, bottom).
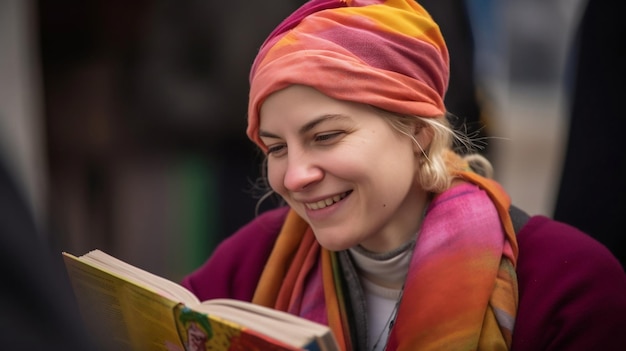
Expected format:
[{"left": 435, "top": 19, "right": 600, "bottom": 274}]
[{"left": 305, "top": 192, "right": 350, "bottom": 210}]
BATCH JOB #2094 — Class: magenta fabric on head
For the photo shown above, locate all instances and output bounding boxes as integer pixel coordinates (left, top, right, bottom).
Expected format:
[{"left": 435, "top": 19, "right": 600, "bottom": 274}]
[
  {"left": 249, "top": 0, "right": 348, "bottom": 78},
  {"left": 247, "top": 0, "right": 450, "bottom": 151}
]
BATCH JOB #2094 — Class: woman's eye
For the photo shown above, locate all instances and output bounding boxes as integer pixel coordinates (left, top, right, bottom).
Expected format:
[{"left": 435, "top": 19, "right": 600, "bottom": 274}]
[
  {"left": 267, "top": 144, "right": 286, "bottom": 156},
  {"left": 315, "top": 132, "right": 342, "bottom": 142}
]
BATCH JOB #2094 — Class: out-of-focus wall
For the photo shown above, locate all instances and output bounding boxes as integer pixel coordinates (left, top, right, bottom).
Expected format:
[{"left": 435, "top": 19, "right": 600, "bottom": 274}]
[
  {"left": 0, "top": 0, "right": 46, "bottom": 229},
  {"left": 468, "top": 0, "right": 587, "bottom": 216},
  {"left": 35, "top": 0, "right": 304, "bottom": 282}
]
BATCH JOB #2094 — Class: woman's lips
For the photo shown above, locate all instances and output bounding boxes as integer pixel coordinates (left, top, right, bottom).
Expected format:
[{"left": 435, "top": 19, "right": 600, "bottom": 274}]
[{"left": 305, "top": 191, "right": 351, "bottom": 210}]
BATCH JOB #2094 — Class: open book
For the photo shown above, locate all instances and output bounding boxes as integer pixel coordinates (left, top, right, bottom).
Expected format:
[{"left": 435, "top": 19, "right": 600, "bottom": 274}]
[{"left": 62, "top": 249, "right": 339, "bottom": 351}]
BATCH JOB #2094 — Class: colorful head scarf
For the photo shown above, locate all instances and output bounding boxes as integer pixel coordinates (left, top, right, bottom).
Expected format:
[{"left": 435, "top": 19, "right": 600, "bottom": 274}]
[{"left": 247, "top": 0, "right": 450, "bottom": 151}]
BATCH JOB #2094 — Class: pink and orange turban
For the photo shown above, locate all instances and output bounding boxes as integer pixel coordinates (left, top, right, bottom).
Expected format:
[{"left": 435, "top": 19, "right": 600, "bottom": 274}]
[{"left": 247, "top": 0, "right": 450, "bottom": 151}]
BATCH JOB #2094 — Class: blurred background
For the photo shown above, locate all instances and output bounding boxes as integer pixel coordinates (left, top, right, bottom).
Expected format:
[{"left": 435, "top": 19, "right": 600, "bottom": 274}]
[{"left": 0, "top": 0, "right": 590, "bottom": 282}]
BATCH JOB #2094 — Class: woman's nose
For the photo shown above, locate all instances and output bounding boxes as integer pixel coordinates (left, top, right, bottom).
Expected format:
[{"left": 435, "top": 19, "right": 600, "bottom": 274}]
[{"left": 283, "top": 151, "right": 323, "bottom": 191}]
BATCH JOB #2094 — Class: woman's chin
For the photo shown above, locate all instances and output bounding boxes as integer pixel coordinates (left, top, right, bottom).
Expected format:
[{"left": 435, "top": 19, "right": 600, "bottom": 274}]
[{"left": 314, "top": 235, "right": 358, "bottom": 252}]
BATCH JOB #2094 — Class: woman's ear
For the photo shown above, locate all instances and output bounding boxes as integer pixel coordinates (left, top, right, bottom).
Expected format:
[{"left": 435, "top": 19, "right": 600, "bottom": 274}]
[
  {"left": 412, "top": 122, "right": 433, "bottom": 154},
  {"left": 413, "top": 122, "right": 423, "bottom": 136}
]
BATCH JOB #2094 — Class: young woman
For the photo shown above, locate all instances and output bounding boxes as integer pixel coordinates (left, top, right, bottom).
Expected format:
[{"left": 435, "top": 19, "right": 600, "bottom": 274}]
[{"left": 181, "top": 0, "right": 626, "bottom": 350}]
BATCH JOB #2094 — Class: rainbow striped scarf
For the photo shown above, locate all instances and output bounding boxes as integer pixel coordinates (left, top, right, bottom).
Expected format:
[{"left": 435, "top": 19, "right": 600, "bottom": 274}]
[{"left": 253, "top": 168, "right": 518, "bottom": 350}]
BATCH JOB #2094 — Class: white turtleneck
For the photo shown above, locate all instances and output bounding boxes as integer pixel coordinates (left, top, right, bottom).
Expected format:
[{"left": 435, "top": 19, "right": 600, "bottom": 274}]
[{"left": 348, "top": 240, "right": 414, "bottom": 351}]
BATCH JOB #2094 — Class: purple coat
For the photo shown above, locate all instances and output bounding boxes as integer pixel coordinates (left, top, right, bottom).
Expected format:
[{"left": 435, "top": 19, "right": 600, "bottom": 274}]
[{"left": 182, "top": 206, "right": 626, "bottom": 350}]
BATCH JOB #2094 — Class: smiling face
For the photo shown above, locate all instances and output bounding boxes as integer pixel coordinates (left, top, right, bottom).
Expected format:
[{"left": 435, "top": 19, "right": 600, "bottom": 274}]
[{"left": 259, "top": 85, "right": 432, "bottom": 252}]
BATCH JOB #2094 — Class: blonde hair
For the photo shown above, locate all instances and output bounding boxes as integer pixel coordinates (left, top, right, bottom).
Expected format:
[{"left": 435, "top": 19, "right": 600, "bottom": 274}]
[{"left": 378, "top": 109, "right": 493, "bottom": 193}]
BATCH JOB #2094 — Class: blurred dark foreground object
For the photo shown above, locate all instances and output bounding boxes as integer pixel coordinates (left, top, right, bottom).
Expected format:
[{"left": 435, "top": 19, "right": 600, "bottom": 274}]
[{"left": 0, "top": 159, "right": 99, "bottom": 350}]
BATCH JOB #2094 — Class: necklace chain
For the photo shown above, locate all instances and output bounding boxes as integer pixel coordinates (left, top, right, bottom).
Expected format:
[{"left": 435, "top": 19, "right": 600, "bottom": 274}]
[
  {"left": 370, "top": 284, "right": 405, "bottom": 351},
  {"left": 364, "top": 235, "right": 418, "bottom": 351}
]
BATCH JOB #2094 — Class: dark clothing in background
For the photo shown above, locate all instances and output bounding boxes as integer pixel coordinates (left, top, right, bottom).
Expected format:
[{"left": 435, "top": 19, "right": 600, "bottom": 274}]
[
  {"left": 553, "top": 0, "right": 626, "bottom": 267},
  {"left": 0, "top": 160, "right": 98, "bottom": 350}
]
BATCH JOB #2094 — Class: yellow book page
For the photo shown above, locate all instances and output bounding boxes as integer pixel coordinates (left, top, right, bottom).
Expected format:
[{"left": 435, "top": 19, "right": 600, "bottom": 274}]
[
  {"left": 80, "top": 249, "right": 199, "bottom": 304},
  {"left": 63, "top": 253, "right": 185, "bottom": 351}
]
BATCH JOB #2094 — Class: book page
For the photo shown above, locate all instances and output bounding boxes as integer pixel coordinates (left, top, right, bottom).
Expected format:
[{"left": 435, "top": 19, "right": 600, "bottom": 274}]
[
  {"left": 194, "top": 299, "right": 339, "bottom": 351},
  {"left": 63, "top": 257, "right": 133, "bottom": 350},
  {"left": 79, "top": 249, "right": 199, "bottom": 304},
  {"left": 63, "top": 252, "right": 187, "bottom": 351},
  {"left": 200, "top": 299, "right": 329, "bottom": 334}
]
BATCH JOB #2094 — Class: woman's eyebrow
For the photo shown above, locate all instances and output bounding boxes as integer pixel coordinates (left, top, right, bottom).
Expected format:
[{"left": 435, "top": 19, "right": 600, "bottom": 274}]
[
  {"left": 258, "top": 130, "right": 280, "bottom": 139},
  {"left": 259, "top": 114, "right": 350, "bottom": 138}
]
